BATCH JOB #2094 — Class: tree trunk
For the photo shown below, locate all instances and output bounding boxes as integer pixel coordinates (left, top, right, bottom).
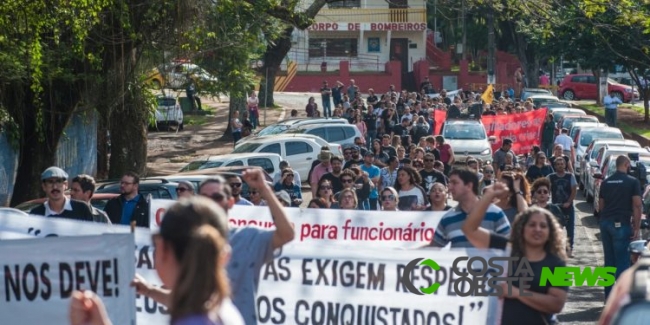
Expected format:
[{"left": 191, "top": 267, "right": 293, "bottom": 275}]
[
  {"left": 108, "top": 92, "right": 148, "bottom": 178},
  {"left": 509, "top": 22, "right": 539, "bottom": 89},
  {"left": 221, "top": 95, "right": 247, "bottom": 142},
  {"left": 258, "top": 26, "right": 295, "bottom": 107},
  {"left": 643, "top": 88, "right": 649, "bottom": 123},
  {"left": 593, "top": 69, "right": 602, "bottom": 105}
]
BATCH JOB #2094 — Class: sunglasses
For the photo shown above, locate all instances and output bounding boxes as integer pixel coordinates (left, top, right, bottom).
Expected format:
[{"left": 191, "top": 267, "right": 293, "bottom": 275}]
[
  {"left": 176, "top": 187, "right": 189, "bottom": 193},
  {"left": 229, "top": 183, "right": 242, "bottom": 188},
  {"left": 484, "top": 170, "right": 494, "bottom": 174},
  {"left": 341, "top": 179, "right": 354, "bottom": 183},
  {"left": 381, "top": 194, "right": 396, "bottom": 201},
  {"left": 202, "top": 193, "right": 225, "bottom": 202}
]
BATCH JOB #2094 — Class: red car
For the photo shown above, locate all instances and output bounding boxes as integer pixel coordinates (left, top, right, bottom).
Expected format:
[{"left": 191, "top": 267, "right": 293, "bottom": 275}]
[{"left": 559, "top": 74, "right": 639, "bottom": 102}]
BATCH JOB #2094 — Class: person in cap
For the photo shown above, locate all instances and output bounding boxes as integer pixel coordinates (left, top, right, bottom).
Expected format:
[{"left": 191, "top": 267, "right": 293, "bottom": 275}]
[
  {"left": 273, "top": 169, "right": 302, "bottom": 207},
  {"left": 29, "top": 167, "right": 94, "bottom": 222},
  {"left": 310, "top": 149, "right": 333, "bottom": 196},
  {"left": 70, "top": 174, "right": 112, "bottom": 223},
  {"left": 175, "top": 180, "right": 195, "bottom": 199},
  {"left": 274, "top": 190, "right": 292, "bottom": 207},
  {"left": 343, "top": 145, "right": 363, "bottom": 170}
]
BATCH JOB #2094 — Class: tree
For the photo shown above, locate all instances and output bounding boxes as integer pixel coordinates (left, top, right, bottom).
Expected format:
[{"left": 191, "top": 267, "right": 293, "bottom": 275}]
[{"left": 255, "top": 0, "right": 346, "bottom": 108}]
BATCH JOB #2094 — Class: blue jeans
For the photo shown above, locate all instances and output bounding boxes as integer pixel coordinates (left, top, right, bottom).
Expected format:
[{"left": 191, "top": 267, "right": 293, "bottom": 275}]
[
  {"left": 599, "top": 220, "right": 632, "bottom": 298},
  {"left": 322, "top": 99, "right": 332, "bottom": 117},
  {"left": 561, "top": 205, "right": 575, "bottom": 250}
]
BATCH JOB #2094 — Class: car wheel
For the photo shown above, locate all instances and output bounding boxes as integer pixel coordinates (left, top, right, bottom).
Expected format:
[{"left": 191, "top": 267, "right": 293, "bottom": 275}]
[
  {"left": 562, "top": 90, "right": 575, "bottom": 100},
  {"left": 612, "top": 91, "right": 624, "bottom": 102}
]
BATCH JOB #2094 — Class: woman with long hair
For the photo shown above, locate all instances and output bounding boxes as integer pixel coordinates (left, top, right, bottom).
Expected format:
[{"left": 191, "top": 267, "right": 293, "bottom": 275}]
[
  {"left": 427, "top": 183, "right": 452, "bottom": 211},
  {"left": 530, "top": 177, "right": 566, "bottom": 229},
  {"left": 305, "top": 96, "right": 318, "bottom": 117},
  {"left": 394, "top": 166, "right": 427, "bottom": 211},
  {"left": 355, "top": 114, "right": 367, "bottom": 141},
  {"left": 316, "top": 179, "right": 339, "bottom": 209},
  {"left": 69, "top": 197, "right": 244, "bottom": 325},
  {"left": 496, "top": 171, "right": 530, "bottom": 224},
  {"left": 526, "top": 152, "right": 554, "bottom": 183},
  {"left": 371, "top": 139, "right": 389, "bottom": 167},
  {"left": 462, "top": 183, "right": 568, "bottom": 325}
]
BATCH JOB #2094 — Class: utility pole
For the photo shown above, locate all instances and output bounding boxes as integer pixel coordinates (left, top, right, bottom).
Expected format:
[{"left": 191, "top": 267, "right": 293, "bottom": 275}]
[
  {"left": 487, "top": 1, "right": 496, "bottom": 84},
  {"left": 461, "top": 0, "right": 467, "bottom": 60}
]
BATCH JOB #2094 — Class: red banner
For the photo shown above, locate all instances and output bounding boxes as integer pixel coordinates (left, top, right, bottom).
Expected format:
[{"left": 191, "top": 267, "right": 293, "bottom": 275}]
[
  {"left": 432, "top": 109, "right": 547, "bottom": 155},
  {"left": 433, "top": 109, "right": 447, "bottom": 135},
  {"left": 483, "top": 109, "right": 547, "bottom": 155}
]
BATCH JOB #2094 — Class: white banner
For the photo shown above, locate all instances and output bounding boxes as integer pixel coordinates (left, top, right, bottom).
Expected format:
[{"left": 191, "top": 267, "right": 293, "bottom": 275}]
[
  {"left": 150, "top": 200, "right": 444, "bottom": 249},
  {"left": 428, "top": 89, "right": 463, "bottom": 99},
  {"left": 0, "top": 233, "right": 136, "bottom": 325},
  {"left": 0, "top": 208, "right": 500, "bottom": 325}
]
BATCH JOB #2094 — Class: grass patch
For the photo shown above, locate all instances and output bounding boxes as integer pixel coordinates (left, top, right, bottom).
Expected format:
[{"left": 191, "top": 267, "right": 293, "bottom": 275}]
[
  {"left": 581, "top": 104, "right": 650, "bottom": 138},
  {"left": 620, "top": 104, "right": 646, "bottom": 116},
  {"left": 183, "top": 114, "right": 212, "bottom": 126}
]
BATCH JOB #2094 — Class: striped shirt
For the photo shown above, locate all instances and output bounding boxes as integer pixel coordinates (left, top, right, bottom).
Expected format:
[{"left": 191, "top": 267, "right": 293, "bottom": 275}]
[{"left": 431, "top": 203, "right": 511, "bottom": 248}]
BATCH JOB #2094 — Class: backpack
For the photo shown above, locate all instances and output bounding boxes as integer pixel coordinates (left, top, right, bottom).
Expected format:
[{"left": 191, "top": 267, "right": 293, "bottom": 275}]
[{"left": 611, "top": 252, "right": 650, "bottom": 325}]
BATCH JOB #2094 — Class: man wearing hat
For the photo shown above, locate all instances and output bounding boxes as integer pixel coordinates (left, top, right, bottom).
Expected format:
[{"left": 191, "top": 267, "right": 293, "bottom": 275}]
[
  {"left": 29, "top": 166, "right": 94, "bottom": 221},
  {"left": 310, "top": 149, "right": 333, "bottom": 196},
  {"left": 361, "top": 151, "right": 381, "bottom": 210}
]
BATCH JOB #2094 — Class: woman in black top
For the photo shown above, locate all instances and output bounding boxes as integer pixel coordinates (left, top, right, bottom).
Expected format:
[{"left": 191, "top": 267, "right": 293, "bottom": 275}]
[
  {"left": 427, "top": 183, "right": 452, "bottom": 211},
  {"left": 461, "top": 183, "right": 568, "bottom": 325}
]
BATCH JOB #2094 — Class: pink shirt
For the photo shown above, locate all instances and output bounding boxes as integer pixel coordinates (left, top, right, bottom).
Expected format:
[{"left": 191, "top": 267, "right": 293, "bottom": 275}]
[{"left": 310, "top": 163, "right": 332, "bottom": 185}]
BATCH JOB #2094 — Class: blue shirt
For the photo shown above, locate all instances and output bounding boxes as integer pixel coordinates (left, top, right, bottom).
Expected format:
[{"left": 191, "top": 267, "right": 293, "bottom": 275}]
[
  {"left": 432, "top": 203, "right": 511, "bottom": 248},
  {"left": 360, "top": 164, "right": 381, "bottom": 199},
  {"left": 120, "top": 194, "right": 140, "bottom": 225}
]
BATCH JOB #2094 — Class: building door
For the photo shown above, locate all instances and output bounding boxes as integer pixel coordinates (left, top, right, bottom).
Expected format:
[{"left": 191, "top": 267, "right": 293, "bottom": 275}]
[
  {"left": 390, "top": 38, "right": 409, "bottom": 89},
  {"left": 389, "top": 0, "right": 408, "bottom": 22}
]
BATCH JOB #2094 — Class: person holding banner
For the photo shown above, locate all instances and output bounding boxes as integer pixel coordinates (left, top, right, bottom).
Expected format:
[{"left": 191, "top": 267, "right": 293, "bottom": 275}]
[
  {"left": 71, "top": 197, "right": 245, "bottom": 325},
  {"left": 461, "top": 183, "right": 568, "bottom": 325}
]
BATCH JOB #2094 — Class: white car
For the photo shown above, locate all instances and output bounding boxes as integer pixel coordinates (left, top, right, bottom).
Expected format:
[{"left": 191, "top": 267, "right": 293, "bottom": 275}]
[
  {"left": 283, "top": 123, "right": 362, "bottom": 146},
  {"left": 232, "top": 134, "right": 342, "bottom": 180},
  {"left": 240, "top": 117, "right": 349, "bottom": 143},
  {"left": 582, "top": 140, "right": 642, "bottom": 198},
  {"left": 153, "top": 96, "right": 183, "bottom": 130},
  {"left": 573, "top": 126, "right": 624, "bottom": 175},
  {"left": 161, "top": 62, "right": 217, "bottom": 89},
  {"left": 441, "top": 119, "right": 492, "bottom": 163},
  {"left": 178, "top": 153, "right": 282, "bottom": 180}
]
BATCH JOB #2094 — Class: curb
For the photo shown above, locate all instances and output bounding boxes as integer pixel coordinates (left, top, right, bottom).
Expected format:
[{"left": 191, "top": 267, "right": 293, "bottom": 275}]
[{"left": 576, "top": 105, "right": 650, "bottom": 147}]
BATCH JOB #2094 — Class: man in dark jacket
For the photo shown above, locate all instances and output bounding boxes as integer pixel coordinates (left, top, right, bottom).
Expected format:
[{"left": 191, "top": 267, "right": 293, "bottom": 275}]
[
  {"left": 103, "top": 171, "right": 150, "bottom": 227},
  {"left": 29, "top": 166, "right": 94, "bottom": 222}
]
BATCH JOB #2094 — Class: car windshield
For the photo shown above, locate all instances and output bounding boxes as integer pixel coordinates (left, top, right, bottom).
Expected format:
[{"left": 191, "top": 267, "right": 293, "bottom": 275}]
[
  {"left": 581, "top": 131, "right": 623, "bottom": 146},
  {"left": 284, "top": 129, "right": 307, "bottom": 134},
  {"left": 232, "top": 143, "right": 262, "bottom": 153},
  {"left": 443, "top": 125, "right": 486, "bottom": 140},
  {"left": 258, "top": 124, "right": 289, "bottom": 136},
  {"left": 180, "top": 160, "right": 210, "bottom": 172}
]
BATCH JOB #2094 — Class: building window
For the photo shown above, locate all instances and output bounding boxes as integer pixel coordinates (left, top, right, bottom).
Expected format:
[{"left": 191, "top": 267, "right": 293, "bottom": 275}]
[
  {"left": 308, "top": 39, "right": 358, "bottom": 58},
  {"left": 328, "top": 0, "right": 360, "bottom": 8}
]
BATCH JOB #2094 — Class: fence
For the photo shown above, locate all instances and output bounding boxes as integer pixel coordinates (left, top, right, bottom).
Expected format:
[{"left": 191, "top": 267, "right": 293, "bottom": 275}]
[{"left": 0, "top": 110, "right": 98, "bottom": 206}]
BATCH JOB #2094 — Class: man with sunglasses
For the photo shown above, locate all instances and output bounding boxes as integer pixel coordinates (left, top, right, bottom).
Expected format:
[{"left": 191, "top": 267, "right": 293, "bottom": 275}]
[
  {"left": 174, "top": 180, "right": 195, "bottom": 199},
  {"left": 419, "top": 154, "right": 447, "bottom": 193},
  {"left": 29, "top": 166, "right": 94, "bottom": 222},
  {"left": 133, "top": 169, "right": 294, "bottom": 325},
  {"left": 225, "top": 175, "right": 253, "bottom": 206}
]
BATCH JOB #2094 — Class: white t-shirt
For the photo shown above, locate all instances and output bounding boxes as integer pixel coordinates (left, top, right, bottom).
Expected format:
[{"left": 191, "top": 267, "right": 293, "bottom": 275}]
[
  {"left": 554, "top": 134, "right": 573, "bottom": 151},
  {"left": 398, "top": 187, "right": 425, "bottom": 211}
]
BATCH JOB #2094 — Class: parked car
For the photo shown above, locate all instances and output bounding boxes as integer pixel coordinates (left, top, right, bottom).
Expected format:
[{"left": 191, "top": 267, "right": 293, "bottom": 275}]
[
  {"left": 521, "top": 88, "right": 552, "bottom": 101},
  {"left": 152, "top": 96, "right": 184, "bottom": 130},
  {"left": 568, "top": 121, "right": 604, "bottom": 147},
  {"left": 282, "top": 123, "right": 362, "bottom": 146},
  {"left": 152, "top": 167, "right": 274, "bottom": 200},
  {"left": 593, "top": 154, "right": 650, "bottom": 215},
  {"left": 13, "top": 193, "right": 120, "bottom": 213},
  {"left": 440, "top": 119, "right": 492, "bottom": 163},
  {"left": 240, "top": 117, "right": 349, "bottom": 143},
  {"left": 559, "top": 74, "right": 639, "bottom": 102},
  {"left": 96, "top": 179, "right": 181, "bottom": 200},
  {"left": 550, "top": 108, "right": 586, "bottom": 123},
  {"left": 232, "top": 134, "right": 342, "bottom": 180},
  {"left": 178, "top": 153, "right": 282, "bottom": 180},
  {"left": 573, "top": 126, "right": 623, "bottom": 175},
  {"left": 527, "top": 94, "right": 563, "bottom": 109},
  {"left": 556, "top": 115, "right": 599, "bottom": 136},
  {"left": 583, "top": 143, "right": 645, "bottom": 201},
  {"left": 146, "top": 62, "right": 217, "bottom": 90}
]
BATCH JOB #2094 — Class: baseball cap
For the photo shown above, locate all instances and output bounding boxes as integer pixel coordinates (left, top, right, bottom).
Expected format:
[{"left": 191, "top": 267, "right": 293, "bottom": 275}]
[
  {"left": 41, "top": 167, "right": 68, "bottom": 181},
  {"left": 275, "top": 190, "right": 291, "bottom": 205}
]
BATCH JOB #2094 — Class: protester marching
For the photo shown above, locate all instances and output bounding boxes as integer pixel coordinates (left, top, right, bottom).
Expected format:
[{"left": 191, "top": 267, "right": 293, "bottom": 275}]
[{"left": 2, "top": 77, "right": 650, "bottom": 325}]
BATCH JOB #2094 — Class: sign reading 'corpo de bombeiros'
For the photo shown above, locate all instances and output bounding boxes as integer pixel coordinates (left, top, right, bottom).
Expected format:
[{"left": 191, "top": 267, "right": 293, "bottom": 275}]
[{"left": 308, "top": 22, "right": 428, "bottom": 32}]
